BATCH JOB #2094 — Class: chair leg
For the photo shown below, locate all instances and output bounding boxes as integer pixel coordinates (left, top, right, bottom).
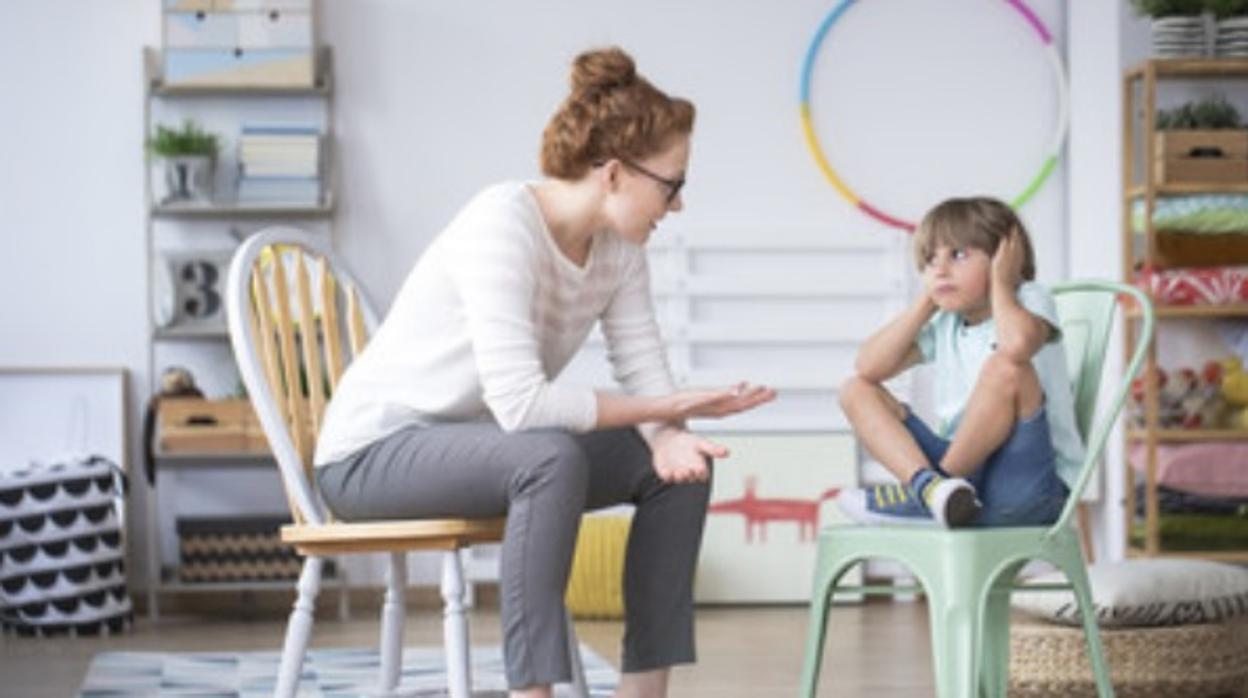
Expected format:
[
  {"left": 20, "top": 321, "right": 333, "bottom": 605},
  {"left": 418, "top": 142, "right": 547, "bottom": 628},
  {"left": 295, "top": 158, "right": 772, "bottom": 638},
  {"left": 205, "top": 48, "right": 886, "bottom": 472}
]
[
  {"left": 1059, "top": 555, "right": 1116, "bottom": 698},
  {"left": 275, "top": 556, "right": 324, "bottom": 698},
  {"left": 977, "top": 584, "right": 1013, "bottom": 698},
  {"left": 565, "top": 609, "right": 589, "bottom": 698},
  {"left": 379, "top": 552, "right": 407, "bottom": 695},
  {"left": 925, "top": 588, "right": 980, "bottom": 698},
  {"left": 441, "top": 549, "right": 471, "bottom": 698},
  {"left": 798, "top": 544, "right": 843, "bottom": 698}
]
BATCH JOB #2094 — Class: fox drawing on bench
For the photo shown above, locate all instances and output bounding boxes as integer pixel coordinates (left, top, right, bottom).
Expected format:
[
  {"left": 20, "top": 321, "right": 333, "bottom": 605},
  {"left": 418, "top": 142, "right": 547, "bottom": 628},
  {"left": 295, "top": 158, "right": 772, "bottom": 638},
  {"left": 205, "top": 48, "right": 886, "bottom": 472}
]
[{"left": 708, "top": 477, "right": 841, "bottom": 543}]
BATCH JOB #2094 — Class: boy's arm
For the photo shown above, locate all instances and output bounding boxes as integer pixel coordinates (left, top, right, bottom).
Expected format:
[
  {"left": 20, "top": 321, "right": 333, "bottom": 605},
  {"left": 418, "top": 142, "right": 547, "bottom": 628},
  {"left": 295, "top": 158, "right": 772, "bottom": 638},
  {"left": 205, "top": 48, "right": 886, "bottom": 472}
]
[
  {"left": 854, "top": 294, "right": 936, "bottom": 383},
  {"left": 991, "top": 230, "right": 1050, "bottom": 363}
]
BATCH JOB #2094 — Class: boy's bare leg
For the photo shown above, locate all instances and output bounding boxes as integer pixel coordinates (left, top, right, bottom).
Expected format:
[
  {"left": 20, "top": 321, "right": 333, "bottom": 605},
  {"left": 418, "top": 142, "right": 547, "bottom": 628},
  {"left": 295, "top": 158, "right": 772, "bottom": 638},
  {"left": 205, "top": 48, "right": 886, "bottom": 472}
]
[
  {"left": 939, "top": 353, "right": 1043, "bottom": 478},
  {"left": 839, "top": 375, "right": 929, "bottom": 483}
]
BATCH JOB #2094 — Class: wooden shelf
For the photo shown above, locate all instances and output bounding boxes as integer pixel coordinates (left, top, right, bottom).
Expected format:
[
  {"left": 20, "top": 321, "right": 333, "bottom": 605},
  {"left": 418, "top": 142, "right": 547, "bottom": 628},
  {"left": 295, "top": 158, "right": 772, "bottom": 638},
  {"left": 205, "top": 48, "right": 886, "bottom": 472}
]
[
  {"left": 144, "top": 46, "right": 333, "bottom": 97},
  {"left": 1128, "top": 428, "right": 1248, "bottom": 442},
  {"left": 1127, "top": 303, "right": 1248, "bottom": 319},
  {"left": 1127, "top": 57, "right": 1248, "bottom": 78},
  {"left": 1126, "top": 546, "right": 1248, "bottom": 562},
  {"left": 1126, "top": 182, "right": 1248, "bottom": 198}
]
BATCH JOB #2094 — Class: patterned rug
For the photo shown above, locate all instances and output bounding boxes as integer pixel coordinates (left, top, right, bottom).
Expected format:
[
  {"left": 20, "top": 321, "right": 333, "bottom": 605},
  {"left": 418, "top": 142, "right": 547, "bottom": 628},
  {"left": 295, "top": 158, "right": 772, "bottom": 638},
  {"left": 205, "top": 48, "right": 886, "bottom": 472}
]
[{"left": 79, "top": 644, "right": 618, "bottom": 697}]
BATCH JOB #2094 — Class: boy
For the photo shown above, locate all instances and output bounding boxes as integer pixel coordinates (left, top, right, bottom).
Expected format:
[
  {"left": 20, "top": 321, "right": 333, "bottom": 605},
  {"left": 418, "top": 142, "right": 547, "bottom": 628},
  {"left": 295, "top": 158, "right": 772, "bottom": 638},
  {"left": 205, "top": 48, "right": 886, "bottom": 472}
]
[{"left": 836, "top": 197, "right": 1082, "bottom": 527}]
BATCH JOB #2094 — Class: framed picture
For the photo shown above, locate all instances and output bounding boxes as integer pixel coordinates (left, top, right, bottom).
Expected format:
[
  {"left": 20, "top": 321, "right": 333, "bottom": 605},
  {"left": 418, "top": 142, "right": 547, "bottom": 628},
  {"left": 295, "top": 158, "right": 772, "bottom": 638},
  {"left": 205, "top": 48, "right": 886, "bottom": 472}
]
[
  {"left": 155, "top": 249, "right": 234, "bottom": 331},
  {"left": 0, "top": 367, "right": 128, "bottom": 474},
  {"left": 694, "top": 432, "right": 860, "bottom": 603}
]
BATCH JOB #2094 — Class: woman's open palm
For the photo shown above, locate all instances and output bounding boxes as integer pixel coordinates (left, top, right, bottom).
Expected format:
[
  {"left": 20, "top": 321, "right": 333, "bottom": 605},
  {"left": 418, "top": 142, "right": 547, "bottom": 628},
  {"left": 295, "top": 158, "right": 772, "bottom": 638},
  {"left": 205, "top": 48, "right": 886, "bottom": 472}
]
[{"left": 668, "top": 383, "right": 776, "bottom": 420}]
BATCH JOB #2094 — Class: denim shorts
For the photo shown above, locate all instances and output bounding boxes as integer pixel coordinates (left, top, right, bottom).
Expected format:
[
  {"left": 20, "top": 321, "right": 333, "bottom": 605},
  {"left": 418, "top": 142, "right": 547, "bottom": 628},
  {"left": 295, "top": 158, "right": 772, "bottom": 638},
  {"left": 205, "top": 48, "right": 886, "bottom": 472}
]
[{"left": 903, "top": 407, "right": 1069, "bottom": 527}]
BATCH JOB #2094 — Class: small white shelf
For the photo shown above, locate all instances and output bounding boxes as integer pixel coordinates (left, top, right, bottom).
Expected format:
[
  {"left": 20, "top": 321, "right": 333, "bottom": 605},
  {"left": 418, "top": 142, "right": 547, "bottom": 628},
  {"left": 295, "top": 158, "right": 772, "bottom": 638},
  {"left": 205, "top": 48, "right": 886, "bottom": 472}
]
[
  {"left": 153, "top": 326, "right": 229, "bottom": 340},
  {"left": 152, "top": 193, "right": 334, "bottom": 219}
]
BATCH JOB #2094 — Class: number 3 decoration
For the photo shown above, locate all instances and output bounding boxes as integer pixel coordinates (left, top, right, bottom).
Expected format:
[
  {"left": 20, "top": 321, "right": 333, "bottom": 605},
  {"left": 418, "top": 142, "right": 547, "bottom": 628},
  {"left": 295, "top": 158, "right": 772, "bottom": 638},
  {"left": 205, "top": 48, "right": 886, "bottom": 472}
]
[
  {"left": 155, "top": 251, "right": 233, "bottom": 330},
  {"left": 799, "top": 0, "right": 1068, "bottom": 232}
]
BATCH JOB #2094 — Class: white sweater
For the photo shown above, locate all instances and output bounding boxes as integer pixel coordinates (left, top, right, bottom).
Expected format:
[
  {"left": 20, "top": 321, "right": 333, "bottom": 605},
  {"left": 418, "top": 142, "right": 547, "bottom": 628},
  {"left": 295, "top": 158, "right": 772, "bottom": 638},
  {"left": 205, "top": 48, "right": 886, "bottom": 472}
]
[{"left": 314, "top": 181, "right": 676, "bottom": 466}]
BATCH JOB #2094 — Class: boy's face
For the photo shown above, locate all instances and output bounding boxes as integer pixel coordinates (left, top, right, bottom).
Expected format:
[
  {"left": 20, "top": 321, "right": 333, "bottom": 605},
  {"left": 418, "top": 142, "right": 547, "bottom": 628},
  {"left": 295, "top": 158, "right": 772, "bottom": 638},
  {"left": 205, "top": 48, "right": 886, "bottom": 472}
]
[{"left": 921, "top": 243, "right": 992, "bottom": 322}]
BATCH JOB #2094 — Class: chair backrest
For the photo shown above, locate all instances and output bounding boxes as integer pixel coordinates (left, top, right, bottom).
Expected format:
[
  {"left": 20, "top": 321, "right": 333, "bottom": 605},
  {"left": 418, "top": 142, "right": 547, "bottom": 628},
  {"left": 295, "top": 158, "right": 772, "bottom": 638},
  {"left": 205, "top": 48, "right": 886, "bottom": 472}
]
[
  {"left": 226, "top": 227, "right": 378, "bottom": 526},
  {"left": 1046, "top": 280, "right": 1154, "bottom": 535}
]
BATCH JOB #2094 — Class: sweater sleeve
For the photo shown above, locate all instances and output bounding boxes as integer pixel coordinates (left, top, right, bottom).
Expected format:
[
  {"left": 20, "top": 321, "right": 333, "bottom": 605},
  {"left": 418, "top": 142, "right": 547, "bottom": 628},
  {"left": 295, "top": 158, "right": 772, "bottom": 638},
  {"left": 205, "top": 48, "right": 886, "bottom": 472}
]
[
  {"left": 601, "top": 251, "right": 677, "bottom": 397},
  {"left": 446, "top": 213, "right": 597, "bottom": 433}
]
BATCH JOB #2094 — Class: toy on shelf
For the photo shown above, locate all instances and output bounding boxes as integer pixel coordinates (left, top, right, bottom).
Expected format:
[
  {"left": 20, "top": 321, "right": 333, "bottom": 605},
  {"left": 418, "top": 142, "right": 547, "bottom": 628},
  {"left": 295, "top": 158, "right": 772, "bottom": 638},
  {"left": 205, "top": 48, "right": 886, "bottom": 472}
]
[
  {"left": 1222, "top": 356, "right": 1248, "bottom": 430},
  {"left": 1130, "top": 360, "right": 1226, "bottom": 429}
]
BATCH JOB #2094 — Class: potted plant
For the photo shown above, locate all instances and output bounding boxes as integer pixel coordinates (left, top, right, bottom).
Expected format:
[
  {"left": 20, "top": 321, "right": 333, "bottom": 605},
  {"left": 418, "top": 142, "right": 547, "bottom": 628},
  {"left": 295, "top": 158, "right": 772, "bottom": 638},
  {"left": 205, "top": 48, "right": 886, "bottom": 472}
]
[
  {"left": 1209, "top": 0, "right": 1248, "bottom": 56},
  {"left": 146, "top": 119, "right": 219, "bottom": 203},
  {"left": 1154, "top": 94, "right": 1248, "bottom": 184},
  {"left": 1132, "top": 0, "right": 1210, "bottom": 57}
]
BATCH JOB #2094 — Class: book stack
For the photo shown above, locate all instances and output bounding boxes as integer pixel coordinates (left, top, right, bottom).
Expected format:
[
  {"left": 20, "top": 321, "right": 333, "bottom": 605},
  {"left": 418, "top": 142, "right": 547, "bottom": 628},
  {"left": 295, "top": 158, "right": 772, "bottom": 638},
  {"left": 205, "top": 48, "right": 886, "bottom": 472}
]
[{"left": 236, "top": 124, "right": 322, "bottom": 206}]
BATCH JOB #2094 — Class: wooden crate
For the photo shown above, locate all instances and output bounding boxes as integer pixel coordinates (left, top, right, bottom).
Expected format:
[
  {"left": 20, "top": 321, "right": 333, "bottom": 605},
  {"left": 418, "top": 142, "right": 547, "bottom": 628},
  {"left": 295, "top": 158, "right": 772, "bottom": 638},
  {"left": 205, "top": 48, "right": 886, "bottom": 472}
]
[
  {"left": 1153, "top": 130, "right": 1248, "bottom": 185},
  {"left": 158, "top": 398, "right": 263, "bottom": 454}
]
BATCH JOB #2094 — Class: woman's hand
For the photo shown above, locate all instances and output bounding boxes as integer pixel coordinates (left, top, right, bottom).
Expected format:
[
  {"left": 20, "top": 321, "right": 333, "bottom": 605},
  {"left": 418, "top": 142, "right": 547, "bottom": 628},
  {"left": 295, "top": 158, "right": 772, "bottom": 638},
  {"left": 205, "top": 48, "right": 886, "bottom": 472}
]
[
  {"left": 991, "top": 227, "right": 1025, "bottom": 290},
  {"left": 662, "top": 382, "right": 776, "bottom": 421},
  {"left": 650, "top": 428, "right": 727, "bottom": 483}
]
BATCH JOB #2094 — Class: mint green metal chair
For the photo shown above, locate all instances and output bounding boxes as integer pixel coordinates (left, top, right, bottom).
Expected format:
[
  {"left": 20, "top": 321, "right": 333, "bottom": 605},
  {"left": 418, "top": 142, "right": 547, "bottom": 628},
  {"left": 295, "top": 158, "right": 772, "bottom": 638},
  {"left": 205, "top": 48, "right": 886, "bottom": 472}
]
[{"left": 799, "top": 280, "right": 1154, "bottom": 698}]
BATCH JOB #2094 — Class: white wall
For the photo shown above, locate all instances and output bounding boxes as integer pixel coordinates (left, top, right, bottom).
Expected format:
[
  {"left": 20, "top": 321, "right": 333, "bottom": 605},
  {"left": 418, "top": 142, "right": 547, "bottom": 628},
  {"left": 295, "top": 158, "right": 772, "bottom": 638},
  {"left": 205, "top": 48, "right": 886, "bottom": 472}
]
[
  {"left": 0, "top": 0, "right": 158, "bottom": 580},
  {"left": 1, "top": 0, "right": 1134, "bottom": 592},
  {"left": 322, "top": 0, "right": 1070, "bottom": 308}
]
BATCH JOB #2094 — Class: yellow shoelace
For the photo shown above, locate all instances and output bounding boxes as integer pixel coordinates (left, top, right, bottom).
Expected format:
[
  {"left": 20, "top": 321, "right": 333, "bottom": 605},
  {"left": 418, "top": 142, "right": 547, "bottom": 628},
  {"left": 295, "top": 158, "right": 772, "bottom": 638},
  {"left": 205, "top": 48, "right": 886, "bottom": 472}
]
[{"left": 872, "top": 483, "right": 910, "bottom": 508}]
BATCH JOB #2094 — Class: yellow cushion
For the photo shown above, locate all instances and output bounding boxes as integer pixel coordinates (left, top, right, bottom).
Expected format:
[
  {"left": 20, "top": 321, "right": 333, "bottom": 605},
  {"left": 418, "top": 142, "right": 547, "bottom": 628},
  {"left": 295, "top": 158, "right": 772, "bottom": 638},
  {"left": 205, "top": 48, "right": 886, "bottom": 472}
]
[{"left": 565, "top": 514, "right": 631, "bottom": 619}]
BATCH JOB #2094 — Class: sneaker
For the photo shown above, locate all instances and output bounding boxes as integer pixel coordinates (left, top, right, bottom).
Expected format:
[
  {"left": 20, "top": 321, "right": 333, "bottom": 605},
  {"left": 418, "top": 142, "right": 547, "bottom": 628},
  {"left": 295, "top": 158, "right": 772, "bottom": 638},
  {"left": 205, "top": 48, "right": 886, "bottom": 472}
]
[
  {"left": 835, "top": 484, "right": 937, "bottom": 526},
  {"left": 918, "top": 476, "right": 981, "bottom": 528}
]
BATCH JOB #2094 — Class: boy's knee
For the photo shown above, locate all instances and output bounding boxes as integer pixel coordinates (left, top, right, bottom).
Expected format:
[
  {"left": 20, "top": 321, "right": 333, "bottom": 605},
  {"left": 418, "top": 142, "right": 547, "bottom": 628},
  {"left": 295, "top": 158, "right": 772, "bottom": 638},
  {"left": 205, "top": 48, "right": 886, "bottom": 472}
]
[
  {"left": 839, "top": 375, "right": 873, "bottom": 411},
  {"left": 840, "top": 375, "right": 903, "bottom": 420},
  {"left": 981, "top": 353, "right": 1033, "bottom": 392}
]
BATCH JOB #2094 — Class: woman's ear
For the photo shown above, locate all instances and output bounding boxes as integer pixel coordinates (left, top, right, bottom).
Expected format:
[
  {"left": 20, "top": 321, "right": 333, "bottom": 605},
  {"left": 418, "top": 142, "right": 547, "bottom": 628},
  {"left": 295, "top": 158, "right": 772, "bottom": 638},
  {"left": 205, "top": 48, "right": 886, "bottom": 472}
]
[{"left": 599, "top": 159, "right": 622, "bottom": 192}]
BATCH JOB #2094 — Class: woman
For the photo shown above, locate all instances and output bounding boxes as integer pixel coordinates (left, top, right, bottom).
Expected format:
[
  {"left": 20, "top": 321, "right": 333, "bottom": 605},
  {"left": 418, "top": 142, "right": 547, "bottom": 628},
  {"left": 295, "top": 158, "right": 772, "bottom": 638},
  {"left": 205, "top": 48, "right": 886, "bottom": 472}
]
[{"left": 313, "top": 46, "right": 775, "bottom": 698}]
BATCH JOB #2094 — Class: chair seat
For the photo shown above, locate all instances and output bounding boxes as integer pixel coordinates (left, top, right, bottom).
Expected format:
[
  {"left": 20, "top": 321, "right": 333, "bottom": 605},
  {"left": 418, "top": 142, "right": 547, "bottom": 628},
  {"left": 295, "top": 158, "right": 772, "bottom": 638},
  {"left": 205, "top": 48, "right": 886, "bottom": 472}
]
[
  {"left": 281, "top": 518, "right": 506, "bottom": 556},
  {"left": 819, "top": 523, "right": 1067, "bottom": 555}
]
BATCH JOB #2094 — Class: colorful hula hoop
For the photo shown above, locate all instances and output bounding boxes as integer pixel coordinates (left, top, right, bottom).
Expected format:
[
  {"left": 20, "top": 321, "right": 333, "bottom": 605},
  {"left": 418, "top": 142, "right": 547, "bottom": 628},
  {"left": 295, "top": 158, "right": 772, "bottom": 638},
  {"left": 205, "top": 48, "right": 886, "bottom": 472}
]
[{"left": 799, "top": 0, "right": 1069, "bottom": 232}]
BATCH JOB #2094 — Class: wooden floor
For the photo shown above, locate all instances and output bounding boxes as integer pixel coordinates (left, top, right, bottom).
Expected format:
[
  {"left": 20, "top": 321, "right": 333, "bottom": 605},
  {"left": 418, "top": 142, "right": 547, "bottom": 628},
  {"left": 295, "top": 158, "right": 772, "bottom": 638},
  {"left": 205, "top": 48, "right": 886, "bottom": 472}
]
[{"left": 0, "top": 600, "right": 934, "bottom": 697}]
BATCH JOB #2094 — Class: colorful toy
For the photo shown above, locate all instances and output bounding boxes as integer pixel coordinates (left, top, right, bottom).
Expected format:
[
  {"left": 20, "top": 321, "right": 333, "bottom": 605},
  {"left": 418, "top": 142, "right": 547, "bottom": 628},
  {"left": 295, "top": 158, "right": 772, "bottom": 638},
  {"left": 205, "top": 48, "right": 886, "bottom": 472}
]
[
  {"left": 1129, "top": 360, "right": 1226, "bottom": 430},
  {"left": 798, "top": 0, "right": 1069, "bottom": 231},
  {"left": 1221, "top": 356, "right": 1248, "bottom": 430}
]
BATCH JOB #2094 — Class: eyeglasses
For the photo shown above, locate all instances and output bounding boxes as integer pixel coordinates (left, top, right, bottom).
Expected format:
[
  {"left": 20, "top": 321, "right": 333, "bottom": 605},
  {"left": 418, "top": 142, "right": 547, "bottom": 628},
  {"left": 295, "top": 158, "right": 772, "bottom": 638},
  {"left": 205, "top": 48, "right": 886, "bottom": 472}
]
[{"left": 602, "top": 158, "right": 686, "bottom": 204}]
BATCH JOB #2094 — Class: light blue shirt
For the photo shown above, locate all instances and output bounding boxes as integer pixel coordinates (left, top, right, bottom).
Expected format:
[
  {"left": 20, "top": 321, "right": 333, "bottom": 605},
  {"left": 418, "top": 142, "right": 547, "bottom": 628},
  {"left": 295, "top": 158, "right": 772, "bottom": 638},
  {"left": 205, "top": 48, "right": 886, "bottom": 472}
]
[{"left": 916, "top": 281, "right": 1085, "bottom": 489}]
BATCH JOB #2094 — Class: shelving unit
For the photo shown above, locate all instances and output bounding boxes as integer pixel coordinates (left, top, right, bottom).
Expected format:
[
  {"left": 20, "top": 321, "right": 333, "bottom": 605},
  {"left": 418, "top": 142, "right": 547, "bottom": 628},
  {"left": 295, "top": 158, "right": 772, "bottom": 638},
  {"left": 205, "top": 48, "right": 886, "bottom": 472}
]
[
  {"left": 1121, "top": 58, "right": 1248, "bottom": 561},
  {"left": 142, "top": 34, "right": 341, "bottom": 616}
]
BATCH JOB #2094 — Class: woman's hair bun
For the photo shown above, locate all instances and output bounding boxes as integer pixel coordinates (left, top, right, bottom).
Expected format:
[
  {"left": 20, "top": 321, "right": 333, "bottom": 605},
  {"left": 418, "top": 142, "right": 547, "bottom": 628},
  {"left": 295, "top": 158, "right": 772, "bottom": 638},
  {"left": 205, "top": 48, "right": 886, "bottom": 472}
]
[{"left": 570, "top": 47, "right": 637, "bottom": 94}]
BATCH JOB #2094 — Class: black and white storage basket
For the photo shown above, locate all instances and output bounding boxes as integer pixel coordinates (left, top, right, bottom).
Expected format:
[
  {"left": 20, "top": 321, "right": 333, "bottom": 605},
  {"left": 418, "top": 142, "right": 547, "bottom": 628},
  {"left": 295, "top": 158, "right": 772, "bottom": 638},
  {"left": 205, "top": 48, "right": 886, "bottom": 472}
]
[{"left": 0, "top": 456, "right": 132, "bottom": 636}]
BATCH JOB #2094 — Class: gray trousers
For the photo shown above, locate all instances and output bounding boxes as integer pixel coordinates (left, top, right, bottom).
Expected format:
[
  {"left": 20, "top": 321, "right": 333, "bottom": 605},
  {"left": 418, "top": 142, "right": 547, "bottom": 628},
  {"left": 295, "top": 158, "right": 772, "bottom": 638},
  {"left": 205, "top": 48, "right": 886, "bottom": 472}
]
[{"left": 316, "top": 423, "right": 712, "bottom": 688}]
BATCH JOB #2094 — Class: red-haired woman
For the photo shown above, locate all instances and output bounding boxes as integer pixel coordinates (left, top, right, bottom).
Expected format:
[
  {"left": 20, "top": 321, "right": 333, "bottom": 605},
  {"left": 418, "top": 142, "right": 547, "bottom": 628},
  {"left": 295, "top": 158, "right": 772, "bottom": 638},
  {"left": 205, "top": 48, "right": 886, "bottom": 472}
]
[{"left": 314, "top": 47, "right": 774, "bottom": 698}]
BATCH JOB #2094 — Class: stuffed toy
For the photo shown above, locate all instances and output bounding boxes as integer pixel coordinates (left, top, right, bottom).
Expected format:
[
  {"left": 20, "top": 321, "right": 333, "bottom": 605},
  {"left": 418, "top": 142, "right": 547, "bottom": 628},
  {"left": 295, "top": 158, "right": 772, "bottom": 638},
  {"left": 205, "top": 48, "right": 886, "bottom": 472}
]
[
  {"left": 1129, "top": 361, "right": 1226, "bottom": 429},
  {"left": 1221, "top": 356, "right": 1248, "bottom": 430}
]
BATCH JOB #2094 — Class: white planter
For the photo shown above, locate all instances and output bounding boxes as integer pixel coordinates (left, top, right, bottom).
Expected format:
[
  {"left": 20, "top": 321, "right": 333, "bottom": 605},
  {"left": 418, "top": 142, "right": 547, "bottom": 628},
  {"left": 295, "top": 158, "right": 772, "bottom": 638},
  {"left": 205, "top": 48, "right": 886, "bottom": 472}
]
[
  {"left": 1151, "top": 15, "right": 1210, "bottom": 58},
  {"left": 155, "top": 155, "right": 215, "bottom": 204},
  {"left": 1216, "top": 16, "right": 1248, "bottom": 57}
]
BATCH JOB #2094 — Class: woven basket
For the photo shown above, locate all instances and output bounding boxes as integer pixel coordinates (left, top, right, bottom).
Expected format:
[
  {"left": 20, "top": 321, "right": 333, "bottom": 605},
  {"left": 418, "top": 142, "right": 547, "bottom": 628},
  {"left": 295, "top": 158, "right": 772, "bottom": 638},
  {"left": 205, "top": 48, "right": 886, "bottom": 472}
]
[
  {"left": 1010, "top": 616, "right": 1248, "bottom": 698},
  {"left": 564, "top": 513, "right": 631, "bottom": 620}
]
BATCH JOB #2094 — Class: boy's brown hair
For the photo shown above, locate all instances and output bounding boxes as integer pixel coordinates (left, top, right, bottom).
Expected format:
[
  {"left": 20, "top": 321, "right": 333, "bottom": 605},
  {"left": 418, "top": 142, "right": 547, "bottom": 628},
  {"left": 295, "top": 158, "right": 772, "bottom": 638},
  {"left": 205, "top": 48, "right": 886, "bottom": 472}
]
[
  {"left": 540, "top": 47, "right": 695, "bottom": 179},
  {"left": 912, "top": 197, "right": 1036, "bottom": 281}
]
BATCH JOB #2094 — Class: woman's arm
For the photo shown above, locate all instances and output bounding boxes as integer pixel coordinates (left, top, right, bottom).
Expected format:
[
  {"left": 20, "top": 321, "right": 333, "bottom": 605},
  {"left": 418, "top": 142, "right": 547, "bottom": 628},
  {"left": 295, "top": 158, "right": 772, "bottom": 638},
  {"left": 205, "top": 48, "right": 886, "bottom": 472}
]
[
  {"left": 597, "top": 251, "right": 774, "bottom": 435},
  {"left": 450, "top": 215, "right": 600, "bottom": 432},
  {"left": 854, "top": 294, "right": 936, "bottom": 382}
]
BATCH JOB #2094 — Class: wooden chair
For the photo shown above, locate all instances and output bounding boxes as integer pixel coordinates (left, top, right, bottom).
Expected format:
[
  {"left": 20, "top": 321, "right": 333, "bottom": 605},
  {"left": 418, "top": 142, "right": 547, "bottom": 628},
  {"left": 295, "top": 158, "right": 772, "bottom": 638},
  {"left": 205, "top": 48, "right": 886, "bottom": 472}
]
[{"left": 225, "top": 227, "right": 589, "bottom": 698}]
